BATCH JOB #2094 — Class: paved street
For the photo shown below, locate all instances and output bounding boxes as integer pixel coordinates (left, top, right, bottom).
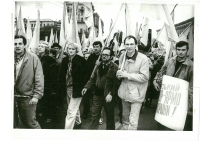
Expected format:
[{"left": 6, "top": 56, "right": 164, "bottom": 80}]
[{"left": 37, "top": 98, "right": 159, "bottom": 130}]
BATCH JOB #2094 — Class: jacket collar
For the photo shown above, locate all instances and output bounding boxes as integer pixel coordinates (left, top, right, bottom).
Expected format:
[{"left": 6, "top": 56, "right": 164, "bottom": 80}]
[
  {"left": 171, "top": 55, "right": 191, "bottom": 66},
  {"left": 126, "top": 49, "right": 138, "bottom": 61}
]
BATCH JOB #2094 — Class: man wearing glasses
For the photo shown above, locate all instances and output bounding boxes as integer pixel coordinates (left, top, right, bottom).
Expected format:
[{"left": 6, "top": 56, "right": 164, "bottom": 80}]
[
  {"left": 82, "top": 47, "right": 119, "bottom": 130},
  {"left": 116, "top": 35, "right": 149, "bottom": 130}
]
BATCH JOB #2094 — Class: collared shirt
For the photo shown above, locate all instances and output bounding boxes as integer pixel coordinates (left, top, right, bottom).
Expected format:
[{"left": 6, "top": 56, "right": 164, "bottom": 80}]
[{"left": 126, "top": 49, "right": 138, "bottom": 60}]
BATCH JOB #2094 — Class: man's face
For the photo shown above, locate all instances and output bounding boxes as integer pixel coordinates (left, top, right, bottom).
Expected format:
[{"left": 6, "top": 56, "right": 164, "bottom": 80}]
[
  {"left": 53, "top": 46, "right": 60, "bottom": 54},
  {"left": 38, "top": 44, "right": 46, "bottom": 54},
  {"left": 93, "top": 44, "right": 101, "bottom": 54},
  {"left": 14, "top": 38, "right": 25, "bottom": 54},
  {"left": 101, "top": 49, "right": 111, "bottom": 63},
  {"left": 125, "top": 38, "right": 136, "bottom": 53},
  {"left": 176, "top": 45, "right": 188, "bottom": 58},
  {"left": 68, "top": 44, "right": 77, "bottom": 56}
]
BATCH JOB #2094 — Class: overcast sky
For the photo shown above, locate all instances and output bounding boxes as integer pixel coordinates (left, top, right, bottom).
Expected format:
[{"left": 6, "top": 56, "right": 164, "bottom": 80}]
[{"left": 15, "top": 1, "right": 194, "bottom": 38}]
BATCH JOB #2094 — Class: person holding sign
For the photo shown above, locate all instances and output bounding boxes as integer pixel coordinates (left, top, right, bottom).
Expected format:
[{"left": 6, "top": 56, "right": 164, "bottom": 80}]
[
  {"left": 116, "top": 35, "right": 149, "bottom": 130},
  {"left": 153, "top": 41, "right": 193, "bottom": 131}
]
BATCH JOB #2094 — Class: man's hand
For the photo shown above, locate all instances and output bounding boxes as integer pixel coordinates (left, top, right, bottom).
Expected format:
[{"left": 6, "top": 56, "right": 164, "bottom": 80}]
[
  {"left": 153, "top": 80, "right": 160, "bottom": 91},
  {"left": 82, "top": 88, "right": 87, "bottom": 96},
  {"left": 105, "top": 93, "right": 112, "bottom": 103},
  {"left": 29, "top": 98, "right": 38, "bottom": 105},
  {"left": 95, "top": 60, "right": 100, "bottom": 66},
  {"left": 116, "top": 70, "right": 128, "bottom": 79}
]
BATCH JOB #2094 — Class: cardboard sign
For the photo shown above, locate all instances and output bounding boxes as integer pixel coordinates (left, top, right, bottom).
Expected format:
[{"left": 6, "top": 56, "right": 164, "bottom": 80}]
[{"left": 155, "top": 75, "right": 189, "bottom": 131}]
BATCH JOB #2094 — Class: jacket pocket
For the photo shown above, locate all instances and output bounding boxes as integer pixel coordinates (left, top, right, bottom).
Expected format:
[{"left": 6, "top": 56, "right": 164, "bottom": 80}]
[{"left": 124, "top": 86, "right": 140, "bottom": 102}]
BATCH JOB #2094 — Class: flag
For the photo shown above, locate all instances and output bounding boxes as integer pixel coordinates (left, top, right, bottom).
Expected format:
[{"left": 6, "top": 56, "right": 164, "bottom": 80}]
[
  {"left": 59, "top": 2, "right": 67, "bottom": 48},
  {"left": 179, "top": 24, "right": 191, "bottom": 41},
  {"left": 135, "top": 22, "right": 138, "bottom": 38},
  {"left": 125, "top": 3, "right": 133, "bottom": 36},
  {"left": 48, "top": 28, "right": 54, "bottom": 47},
  {"left": 65, "top": 4, "right": 70, "bottom": 41},
  {"left": 81, "top": 32, "right": 86, "bottom": 51},
  {"left": 97, "top": 17, "right": 104, "bottom": 47},
  {"left": 140, "top": 4, "right": 169, "bottom": 25},
  {"left": 156, "top": 24, "right": 171, "bottom": 63},
  {"left": 71, "top": 2, "right": 83, "bottom": 56},
  {"left": 83, "top": 2, "right": 93, "bottom": 28},
  {"left": 188, "top": 25, "right": 194, "bottom": 59},
  {"left": 113, "top": 34, "right": 119, "bottom": 52},
  {"left": 140, "top": 17, "right": 150, "bottom": 46},
  {"left": 162, "top": 4, "right": 179, "bottom": 42},
  {"left": 26, "top": 17, "right": 32, "bottom": 47},
  {"left": 55, "top": 31, "right": 58, "bottom": 43},
  {"left": 16, "top": 6, "right": 25, "bottom": 36},
  {"left": 28, "top": 10, "right": 40, "bottom": 54}
]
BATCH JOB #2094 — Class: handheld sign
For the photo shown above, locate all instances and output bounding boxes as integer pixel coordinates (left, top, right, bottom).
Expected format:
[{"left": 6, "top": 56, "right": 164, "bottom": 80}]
[{"left": 155, "top": 75, "right": 189, "bottom": 131}]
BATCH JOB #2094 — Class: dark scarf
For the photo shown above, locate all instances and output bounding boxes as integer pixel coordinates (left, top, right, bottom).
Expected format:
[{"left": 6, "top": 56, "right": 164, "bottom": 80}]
[{"left": 98, "top": 62, "right": 110, "bottom": 78}]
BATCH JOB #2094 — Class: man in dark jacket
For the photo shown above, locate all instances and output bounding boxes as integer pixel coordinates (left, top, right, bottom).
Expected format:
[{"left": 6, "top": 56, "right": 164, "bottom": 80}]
[
  {"left": 82, "top": 47, "right": 119, "bottom": 130},
  {"left": 14, "top": 35, "right": 44, "bottom": 129},
  {"left": 82, "top": 41, "right": 102, "bottom": 119}
]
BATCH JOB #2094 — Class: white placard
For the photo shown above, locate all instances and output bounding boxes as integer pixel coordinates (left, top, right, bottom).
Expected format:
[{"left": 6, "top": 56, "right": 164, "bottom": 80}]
[{"left": 155, "top": 75, "right": 189, "bottom": 131}]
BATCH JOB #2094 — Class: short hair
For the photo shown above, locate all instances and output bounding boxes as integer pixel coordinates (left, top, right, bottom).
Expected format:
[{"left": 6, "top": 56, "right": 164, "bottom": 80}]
[
  {"left": 67, "top": 43, "right": 79, "bottom": 53},
  {"left": 93, "top": 41, "right": 102, "bottom": 48},
  {"left": 51, "top": 43, "right": 62, "bottom": 49},
  {"left": 176, "top": 41, "right": 189, "bottom": 50},
  {"left": 14, "top": 35, "right": 27, "bottom": 45},
  {"left": 102, "top": 47, "right": 114, "bottom": 57},
  {"left": 124, "top": 35, "right": 137, "bottom": 45}
]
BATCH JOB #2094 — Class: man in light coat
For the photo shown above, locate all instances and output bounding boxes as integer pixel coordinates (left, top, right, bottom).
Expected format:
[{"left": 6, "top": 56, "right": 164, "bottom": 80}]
[
  {"left": 14, "top": 35, "right": 44, "bottom": 128},
  {"left": 116, "top": 35, "right": 149, "bottom": 130}
]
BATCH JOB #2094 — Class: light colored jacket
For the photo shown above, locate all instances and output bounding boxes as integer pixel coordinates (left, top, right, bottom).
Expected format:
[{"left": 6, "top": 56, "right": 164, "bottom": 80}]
[
  {"left": 118, "top": 52, "right": 149, "bottom": 103},
  {"left": 14, "top": 51, "right": 44, "bottom": 99},
  {"left": 154, "top": 55, "right": 193, "bottom": 115}
]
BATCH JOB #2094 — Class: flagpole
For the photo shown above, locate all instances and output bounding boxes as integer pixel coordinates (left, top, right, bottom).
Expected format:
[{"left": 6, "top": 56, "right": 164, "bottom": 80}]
[{"left": 90, "top": 3, "right": 124, "bottom": 78}]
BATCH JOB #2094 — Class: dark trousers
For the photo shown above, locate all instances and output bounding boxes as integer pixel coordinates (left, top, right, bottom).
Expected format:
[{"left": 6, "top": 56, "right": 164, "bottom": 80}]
[
  {"left": 157, "top": 115, "right": 193, "bottom": 131},
  {"left": 14, "top": 97, "right": 41, "bottom": 129},
  {"left": 88, "top": 94, "right": 115, "bottom": 130},
  {"left": 83, "top": 90, "right": 93, "bottom": 116}
]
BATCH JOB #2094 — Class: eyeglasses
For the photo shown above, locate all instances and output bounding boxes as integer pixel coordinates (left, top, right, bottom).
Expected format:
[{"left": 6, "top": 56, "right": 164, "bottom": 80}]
[
  {"left": 125, "top": 43, "right": 135, "bottom": 46},
  {"left": 101, "top": 54, "right": 110, "bottom": 57}
]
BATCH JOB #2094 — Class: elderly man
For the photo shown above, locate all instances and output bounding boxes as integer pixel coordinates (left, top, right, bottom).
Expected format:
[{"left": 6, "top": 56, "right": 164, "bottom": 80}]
[
  {"left": 14, "top": 35, "right": 44, "bottom": 128},
  {"left": 82, "top": 47, "right": 119, "bottom": 130},
  {"left": 116, "top": 35, "right": 149, "bottom": 130},
  {"left": 153, "top": 41, "right": 193, "bottom": 131}
]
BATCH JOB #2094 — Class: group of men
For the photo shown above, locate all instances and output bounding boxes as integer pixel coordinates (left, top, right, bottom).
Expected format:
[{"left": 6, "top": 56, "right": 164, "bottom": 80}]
[{"left": 14, "top": 34, "right": 193, "bottom": 131}]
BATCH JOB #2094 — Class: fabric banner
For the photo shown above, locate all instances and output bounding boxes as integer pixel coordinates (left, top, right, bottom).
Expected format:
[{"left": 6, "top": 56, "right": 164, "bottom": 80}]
[{"left": 155, "top": 75, "right": 189, "bottom": 131}]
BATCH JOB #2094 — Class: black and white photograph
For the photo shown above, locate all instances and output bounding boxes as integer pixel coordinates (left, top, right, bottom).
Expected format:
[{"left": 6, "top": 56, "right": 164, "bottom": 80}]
[{"left": 4, "top": 0, "right": 200, "bottom": 141}]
